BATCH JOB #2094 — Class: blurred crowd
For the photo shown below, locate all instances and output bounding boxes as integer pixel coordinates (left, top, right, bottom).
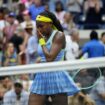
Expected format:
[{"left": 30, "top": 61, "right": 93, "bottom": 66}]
[{"left": 0, "top": 0, "right": 105, "bottom": 105}]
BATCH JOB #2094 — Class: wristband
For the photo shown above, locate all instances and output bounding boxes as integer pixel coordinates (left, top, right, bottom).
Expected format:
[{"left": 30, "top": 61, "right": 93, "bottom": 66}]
[{"left": 39, "top": 38, "right": 46, "bottom": 46}]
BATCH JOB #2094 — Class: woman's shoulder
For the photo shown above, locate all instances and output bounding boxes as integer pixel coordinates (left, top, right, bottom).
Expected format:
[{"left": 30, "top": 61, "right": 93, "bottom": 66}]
[
  {"left": 53, "top": 31, "right": 65, "bottom": 47},
  {"left": 55, "top": 31, "right": 65, "bottom": 38}
]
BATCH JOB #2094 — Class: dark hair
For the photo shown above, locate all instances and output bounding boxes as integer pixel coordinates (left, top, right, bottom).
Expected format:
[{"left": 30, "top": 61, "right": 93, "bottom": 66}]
[
  {"left": 55, "top": 1, "right": 64, "bottom": 12},
  {"left": 0, "top": 7, "right": 5, "bottom": 19},
  {"left": 101, "top": 32, "right": 105, "bottom": 38},
  {"left": 90, "top": 30, "right": 98, "bottom": 40},
  {"left": 14, "top": 82, "right": 23, "bottom": 88},
  {"left": 0, "top": 76, "right": 10, "bottom": 81},
  {"left": 18, "top": 3, "right": 26, "bottom": 13},
  {"left": 39, "top": 11, "right": 64, "bottom": 32},
  {"left": 28, "top": 12, "right": 32, "bottom": 16},
  {"left": 0, "top": 8, "right": 4, "bottom": 13}
]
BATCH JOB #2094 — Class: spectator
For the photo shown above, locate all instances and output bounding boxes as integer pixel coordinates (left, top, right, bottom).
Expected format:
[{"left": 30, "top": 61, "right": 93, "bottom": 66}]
[
  {"left": 84, "top": 0, "right": 103, "bottom": 29},
  {"left": 0, "top": 8, "right": 9, "bottom": 38},
  {"left": 20, "top": 29, "right": 29, "bottom": 52},
  {"left": 18, "top": 44, "right": 27, "bottom": 65},
  {"left": 90, "top": 69, "right": 105, "bottom": 105},
  {"left": 68, "top": 91, "right": 95, "bottom": 105},
  {"left": 62, "top": 12, "right": 76, "bottom": 35},
  {"left": 20, "top": 9, "right": 37, "bottom": 36},
  {"left": 65, "top": 28, "right": 79, "bottom": 60},
  {"left": 28, "top": 0, "right": 45, "bottom": 20},
  {"left": 3, "top": 12, "right": 18, "bottom": 46},
  {"left": 16, "top": 3, "right": 26, "bottom": 23},
  {"left": 3, "top": 42, "right": 18, "bottom": 66},
  {"left": 25, "top": 22, "right": 38, "bottom": 64},
  {"left": 78, "top": 30, "right": 105, "bottom": 58},
  {"left": 10, "top": 26, "right": 24, "bottom": 53},
  {"left": 18, "top": 23, "right": 38, "bottom": 63},
  {"left": 100, "top": 32, "right": 105, "bottom": 46},
  {"left": 54, "top": 1, "right": 66, "bottom": 24},
  {"left": 20, "top": 0, "right": 33, "bottom": 8},
  {"left": 78, "top": 31, "right": 105, "bottom": 79},
  {"left": 18, "top": 74, "right": 33, "bottom": 92},
  {"left": 0, "top": 17, "right": 4, "bottom": 64},
  {"left": 3, "top": 82, "right": 29, "bottom": 105},
  {"left": 45, "top": 3, "right": 50, "bottom": 11},
  {"left": 0, "top": 8, "right": 9, "bottom": 51},
  {"left": 84, "top": 0, "right": 103, "bottom": 13},
  {"left": 11, "top": 0, "right": 20, "bottom": 14},
  {"left": 0, "top": 76, "right": 13, "bottom": 92},
  {"left": 48, "top": 0, "right": 67, "bottom": 12},
  {"left": 67, "top": 0, "right": 83, "bottom": 15}
]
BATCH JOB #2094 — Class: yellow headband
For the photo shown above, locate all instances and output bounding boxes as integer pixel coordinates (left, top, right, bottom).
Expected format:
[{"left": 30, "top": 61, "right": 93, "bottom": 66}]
[
  {"left": 36, "top": 15, "right": 52, "bottom": 23},
  {"left": 36, "top": 15, "right": 57, "bottom": 30}
]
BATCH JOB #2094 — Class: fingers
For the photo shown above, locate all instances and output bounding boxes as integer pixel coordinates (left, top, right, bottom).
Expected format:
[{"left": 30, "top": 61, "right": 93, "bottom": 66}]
[{"left": 37, "top": 29, "right": 45, "bottom": 38}]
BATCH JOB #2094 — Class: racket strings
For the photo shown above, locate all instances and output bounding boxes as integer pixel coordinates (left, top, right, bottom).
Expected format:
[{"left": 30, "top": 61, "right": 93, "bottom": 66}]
[{"left": 72, "top": 68, "right": 102, "bottom": 90}]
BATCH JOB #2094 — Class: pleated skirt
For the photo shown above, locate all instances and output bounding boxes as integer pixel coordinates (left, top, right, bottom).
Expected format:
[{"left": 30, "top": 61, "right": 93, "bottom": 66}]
[{"left": 30, "top": 71, "right": 80, "bottom": 95}]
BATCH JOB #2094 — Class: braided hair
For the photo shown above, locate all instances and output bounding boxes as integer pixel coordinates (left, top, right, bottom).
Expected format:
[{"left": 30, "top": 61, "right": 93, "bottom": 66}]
[{"left": 39, "top": 11, "right": 64, "bottom": 32}]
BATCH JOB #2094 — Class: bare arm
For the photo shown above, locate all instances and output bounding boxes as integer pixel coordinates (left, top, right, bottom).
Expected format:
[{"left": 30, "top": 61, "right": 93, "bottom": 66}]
[
  {"left": 95, "top": 1, "right": 101, "bottom": 13},
  {"left": 84, "top": 1, "right": 89, "bottom": 13},
  {"left": 17, "top": 52, "right": 23, "bottom": 65},
  {"left": 22, "top": 31, "right": 29, "bottom": 48},
  {"left": 42, "top": 32, "right": 65, "bottom": 62}
]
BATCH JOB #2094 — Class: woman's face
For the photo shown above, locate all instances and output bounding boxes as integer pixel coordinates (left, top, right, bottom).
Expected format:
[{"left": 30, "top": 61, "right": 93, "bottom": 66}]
[
  {"left": 23, "top": 14, "right": 30, "bottom": 21},
  {"left": 36, "top": 21, "right": 52, "bottom": 36},
  {"left": 7, "top": 43, "right": 14, "bottom": 53},
  {"left": 56, "top": 4, "right": 62, "bottom": 11},
  {"left": 7, "top": 16, "right": 14, "bottom": 24}
]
